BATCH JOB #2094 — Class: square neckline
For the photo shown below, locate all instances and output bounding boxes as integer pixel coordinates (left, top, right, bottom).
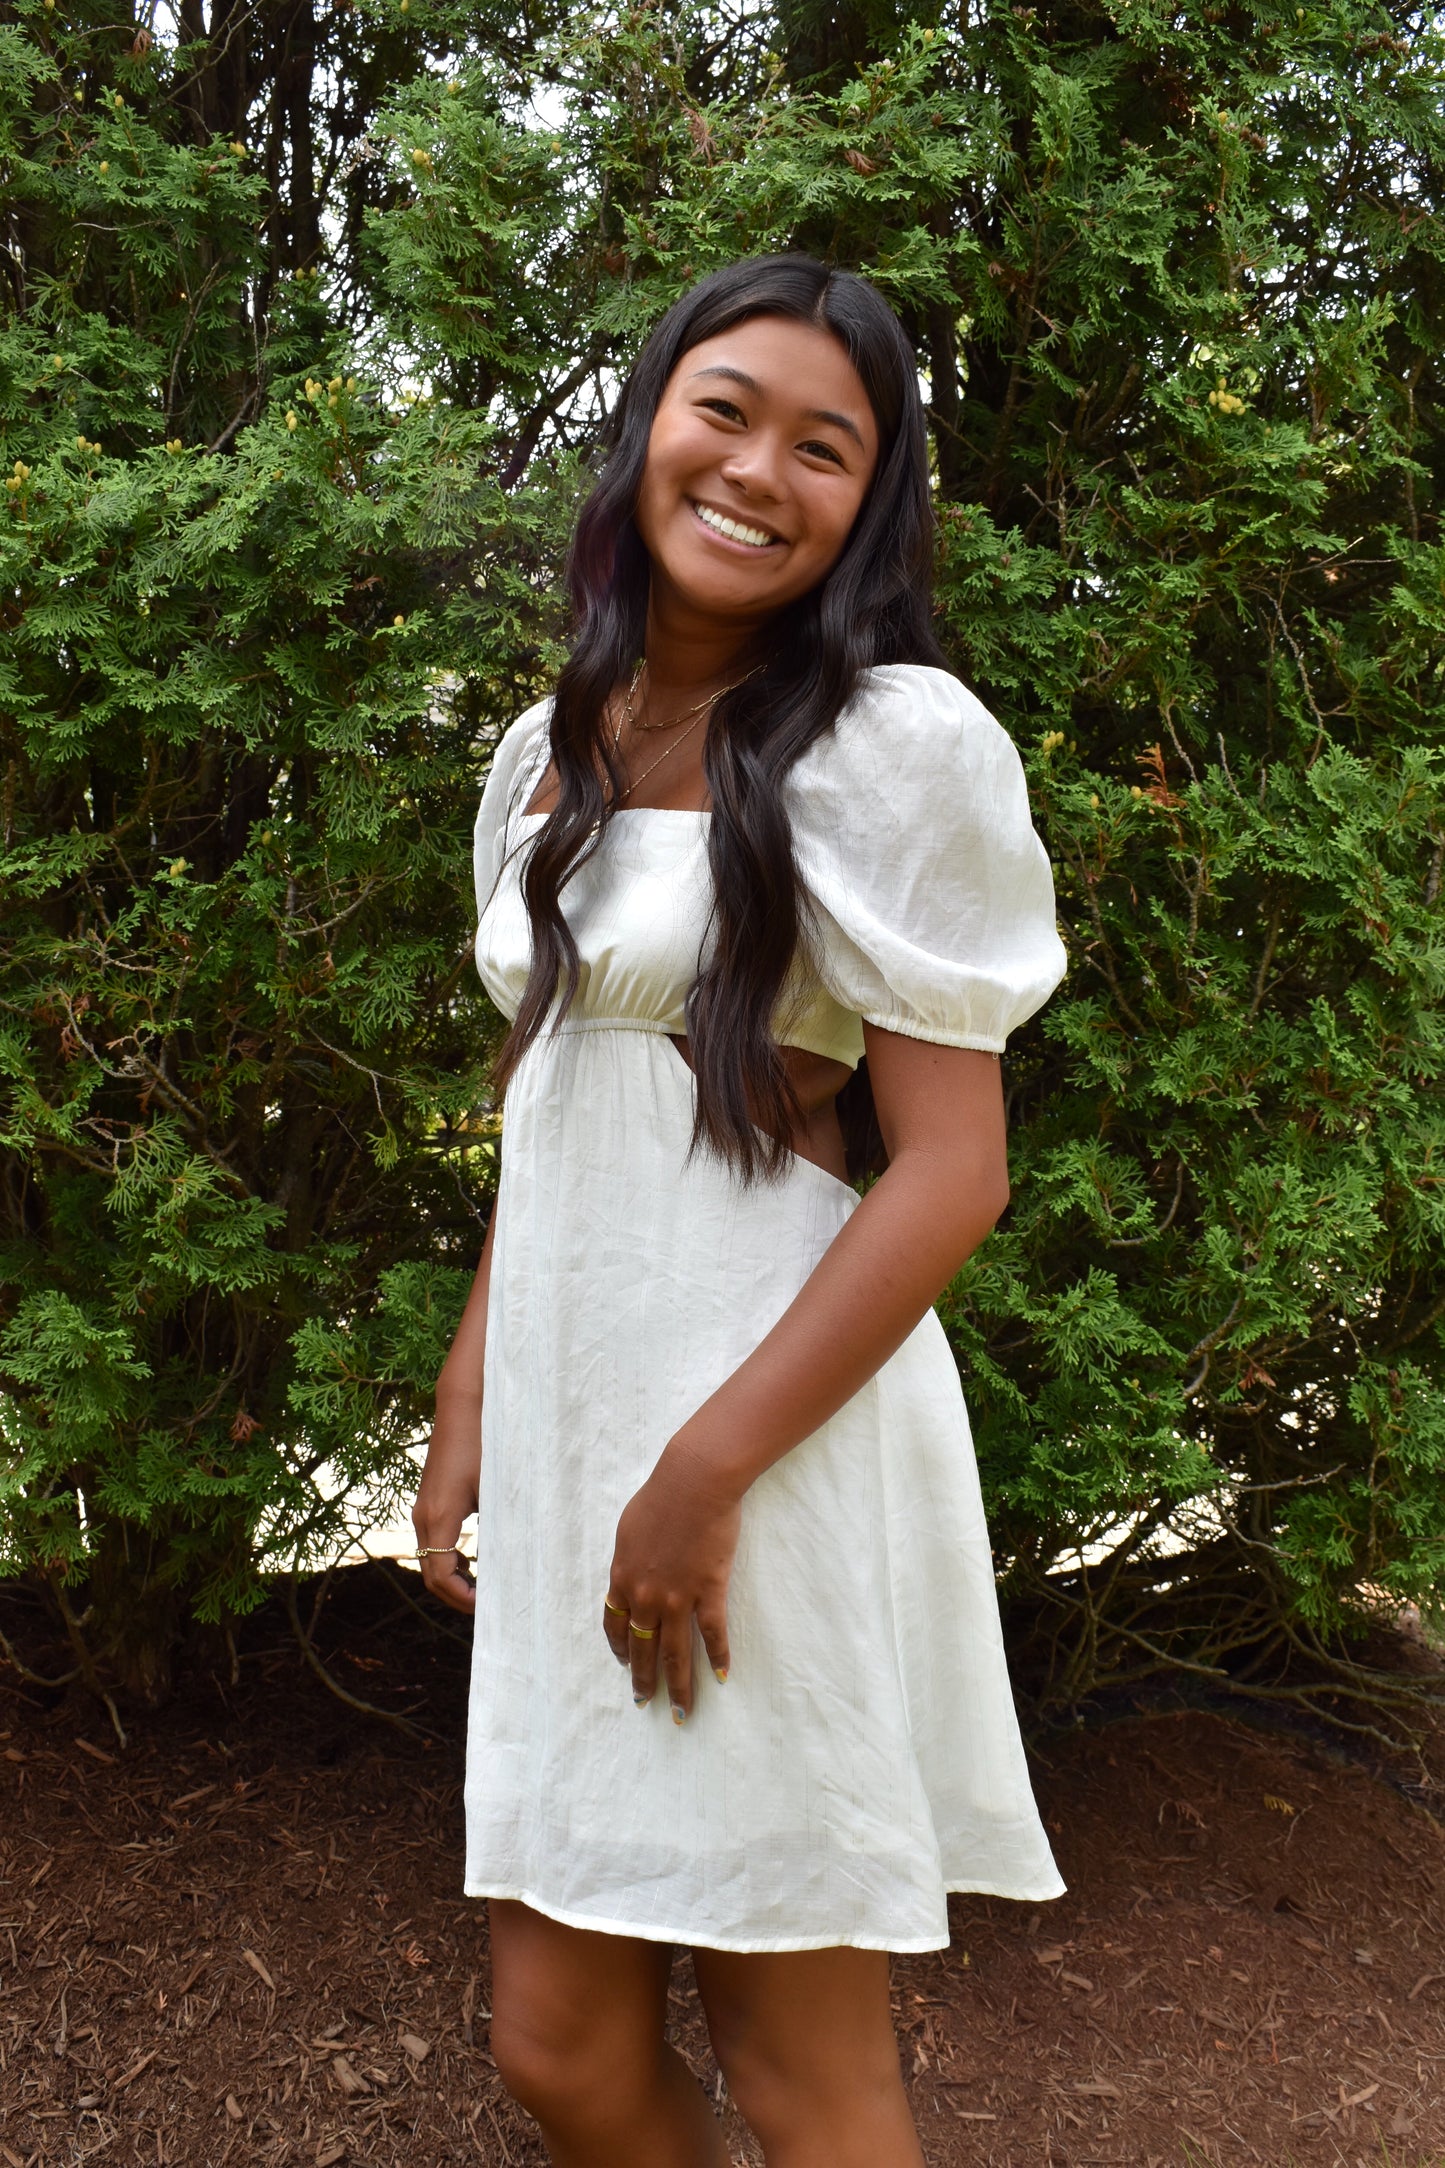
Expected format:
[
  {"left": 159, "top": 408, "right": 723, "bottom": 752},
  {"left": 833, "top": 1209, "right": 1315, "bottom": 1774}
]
[{"left": 519, "top": 805, "right": 711, "bottom": 821}]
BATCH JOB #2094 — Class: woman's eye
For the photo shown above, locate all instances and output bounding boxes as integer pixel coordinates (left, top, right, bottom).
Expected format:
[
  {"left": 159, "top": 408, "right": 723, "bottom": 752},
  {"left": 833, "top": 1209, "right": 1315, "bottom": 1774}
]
[
  {"left": 701, "top": 398, "right": 745, "bottom": 422},
  {"left": 799, "top": 439, "right": 844, "bottom": 465}
]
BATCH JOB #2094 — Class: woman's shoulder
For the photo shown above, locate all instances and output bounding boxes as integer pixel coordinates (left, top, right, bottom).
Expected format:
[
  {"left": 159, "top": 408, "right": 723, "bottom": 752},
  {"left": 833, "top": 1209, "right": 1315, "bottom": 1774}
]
[
  {"left": 789, "top": 664, "right": 1027, "bottom": 838},
  {"left": 488, "top": 693, "right": 553, "bottom": 777},
  {"left": 838, "top": 662, "right": 1016, "bottom": 763},
  {"left": 477, "top": 694, "right": 553, "bottom": 815},
  {"left": 473, "top": 696, "right": 554, "bottom": 886},
  {"left": 786, "top": 666, "right": 1064, "bottom": 1045}
]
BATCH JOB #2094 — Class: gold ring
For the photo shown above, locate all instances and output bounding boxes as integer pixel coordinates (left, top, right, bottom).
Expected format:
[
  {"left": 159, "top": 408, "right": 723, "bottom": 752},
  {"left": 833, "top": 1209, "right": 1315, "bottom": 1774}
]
[
  {"left": 627, "top": 1622, "right": 658, "bottom": 1639},
  {"left": 603, "top": 1597, "right": 629, "bottom": 1618}
]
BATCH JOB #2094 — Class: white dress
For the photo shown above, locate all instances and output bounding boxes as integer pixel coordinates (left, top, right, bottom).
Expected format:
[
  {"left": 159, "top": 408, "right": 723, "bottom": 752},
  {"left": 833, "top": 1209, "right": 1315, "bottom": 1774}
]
[{"left": 464, "top": 663, "right": 1068, "bottom": 1953}]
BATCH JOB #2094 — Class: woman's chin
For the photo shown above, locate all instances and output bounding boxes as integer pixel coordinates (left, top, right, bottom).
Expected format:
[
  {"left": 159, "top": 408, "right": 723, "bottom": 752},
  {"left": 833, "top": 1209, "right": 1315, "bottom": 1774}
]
[{"left": 655, "top": 545, "right": 798, "bottom": 621}]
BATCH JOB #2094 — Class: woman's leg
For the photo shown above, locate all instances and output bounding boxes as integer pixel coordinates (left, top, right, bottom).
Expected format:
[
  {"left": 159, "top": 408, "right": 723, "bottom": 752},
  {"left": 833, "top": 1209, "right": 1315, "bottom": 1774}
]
[
  {"left": 694, "top": 1945, "right": 925, "bottom": 2168},
  {"left": 487, "top": 1900, "right": 730, "bottom": 2168}
]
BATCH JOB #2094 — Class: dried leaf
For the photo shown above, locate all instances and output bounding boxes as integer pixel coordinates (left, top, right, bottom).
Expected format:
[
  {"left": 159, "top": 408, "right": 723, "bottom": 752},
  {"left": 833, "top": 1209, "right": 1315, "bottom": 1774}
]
[
  {"left": 224, "top": 2093, "right": 243, "bottom": 2121},
  {"left": 331, "top": 2054, "right": 370, "bottom": 2097},
  {"left": 843, "top": 146, "right": 881, "bottom": 176},
  {"left": 174, "top": 1954, "right": 211, "bottom": 1997},
  {"left": 1341, "top": 2081, "right": 1380, "bottom": 2107},
  {"left": 112, "top": 2049, "right": 157, "bottom": 2092},
  {"left": 1263, "top": 1793, "right": 1296, "bottom": 1815},
  {"left": 241, "top": 1946, "right": 276, "bottom": 1991}
]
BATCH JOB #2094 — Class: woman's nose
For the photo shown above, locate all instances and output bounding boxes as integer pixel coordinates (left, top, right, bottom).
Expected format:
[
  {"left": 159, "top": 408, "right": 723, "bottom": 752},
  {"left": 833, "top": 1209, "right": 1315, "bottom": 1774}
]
[{"left": 717, "top": 432, "right": 786, "bottom": 503}]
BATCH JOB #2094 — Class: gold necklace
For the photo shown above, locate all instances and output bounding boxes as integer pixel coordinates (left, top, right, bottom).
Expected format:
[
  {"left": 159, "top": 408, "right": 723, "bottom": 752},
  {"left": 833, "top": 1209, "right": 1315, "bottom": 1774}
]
[
  {"left": 611, "top": 708, "right": 709, "bottom": 803},
  {"left": 623, "top": 659, "right": 745, "bottom": 733},
  {"left": 606, "top": 660, "right": 756, "bottom": 805}
]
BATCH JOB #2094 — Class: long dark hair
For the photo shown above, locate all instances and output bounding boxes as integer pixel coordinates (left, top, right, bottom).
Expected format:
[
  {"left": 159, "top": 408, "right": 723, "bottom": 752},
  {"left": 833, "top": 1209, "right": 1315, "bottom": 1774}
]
[{"left": 493, "top": 253, "right": 943, "bottom": 1181}]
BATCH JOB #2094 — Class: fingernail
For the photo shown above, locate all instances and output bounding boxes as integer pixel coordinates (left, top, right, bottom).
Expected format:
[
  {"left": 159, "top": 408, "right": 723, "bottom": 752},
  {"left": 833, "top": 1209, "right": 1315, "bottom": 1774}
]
[
  {"left": 671, "top": 1703, "right": 687, "bottom": 1725},
  {"left": 713, "top": 1666, "right": 728, "bottom": 1684},
  {"left": 633, "top": 1692, "right": 649, "bottom": 1708}
]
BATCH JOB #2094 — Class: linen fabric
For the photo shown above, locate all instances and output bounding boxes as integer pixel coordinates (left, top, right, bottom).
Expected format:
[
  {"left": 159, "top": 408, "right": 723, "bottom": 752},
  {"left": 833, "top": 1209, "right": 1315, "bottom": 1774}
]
[{"left": 463, "top": 663, "right": 1068, "bottom": 1952}]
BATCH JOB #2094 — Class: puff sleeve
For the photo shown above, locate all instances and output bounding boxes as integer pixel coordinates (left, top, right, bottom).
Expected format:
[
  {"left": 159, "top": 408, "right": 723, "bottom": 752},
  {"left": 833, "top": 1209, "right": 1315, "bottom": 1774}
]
[
  {"left": 472, "top": 697, "right": 551, "bottom": 921},
  {"left": 786, "top": 665, "right": 1065, "bottom": 1052}
]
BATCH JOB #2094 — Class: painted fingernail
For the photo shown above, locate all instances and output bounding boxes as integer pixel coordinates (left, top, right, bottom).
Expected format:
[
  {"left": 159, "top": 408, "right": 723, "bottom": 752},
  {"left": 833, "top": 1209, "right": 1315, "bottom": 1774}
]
[
  {"left": 633, "top": 1692, "right": 649, "bottom": 1708},
  {"left": 713, "top": 1667, "right": 728, "bottom": 1684},
  {"left": 671, "top": 1703, "right": 687, "bottom": 1725}
]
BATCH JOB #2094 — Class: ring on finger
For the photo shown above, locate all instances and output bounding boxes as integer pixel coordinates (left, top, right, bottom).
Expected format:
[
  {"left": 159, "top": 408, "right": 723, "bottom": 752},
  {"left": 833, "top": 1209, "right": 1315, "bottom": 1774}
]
[
  {"left": 627, "top": 1621, "right": 658, "bottom": 1639},
  {"left": 603, "top": 1596, "right": 629, "bottom": 1618}
]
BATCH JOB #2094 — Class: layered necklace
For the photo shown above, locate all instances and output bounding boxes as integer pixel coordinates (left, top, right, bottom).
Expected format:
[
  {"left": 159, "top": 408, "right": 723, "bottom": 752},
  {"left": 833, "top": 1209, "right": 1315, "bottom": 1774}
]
[{"left": 606, "top": 658, "right": 756, "bottom": 805}]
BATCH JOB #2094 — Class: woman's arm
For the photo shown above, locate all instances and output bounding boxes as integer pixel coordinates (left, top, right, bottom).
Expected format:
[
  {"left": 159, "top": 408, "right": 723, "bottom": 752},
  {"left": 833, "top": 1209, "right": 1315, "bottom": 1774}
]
[
  {"left": 413, "top": 1203, "right": 497, "bottom": 1616},
  {"left": 605, "top": 1028, "right": 1010, "bottom": 1712}
]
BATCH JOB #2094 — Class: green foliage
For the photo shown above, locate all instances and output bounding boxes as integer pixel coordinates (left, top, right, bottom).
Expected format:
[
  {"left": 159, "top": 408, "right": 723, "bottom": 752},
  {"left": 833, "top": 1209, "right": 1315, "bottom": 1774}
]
[{"left": 2, "top": 0, "right": 1442, "bottom": 1702}]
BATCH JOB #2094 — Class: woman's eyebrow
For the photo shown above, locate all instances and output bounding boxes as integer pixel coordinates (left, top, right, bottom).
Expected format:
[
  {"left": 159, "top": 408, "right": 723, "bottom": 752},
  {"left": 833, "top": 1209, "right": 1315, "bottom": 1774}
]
[{"left": 687, "top": 363, "right": 866, "bottom": 450}]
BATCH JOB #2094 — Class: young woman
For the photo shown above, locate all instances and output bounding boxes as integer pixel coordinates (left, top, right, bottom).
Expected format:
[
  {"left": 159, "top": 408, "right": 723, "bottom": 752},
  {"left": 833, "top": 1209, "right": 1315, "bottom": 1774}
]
[{"left": 413, "top": 254, "right": 1066, "bottom": 2168}]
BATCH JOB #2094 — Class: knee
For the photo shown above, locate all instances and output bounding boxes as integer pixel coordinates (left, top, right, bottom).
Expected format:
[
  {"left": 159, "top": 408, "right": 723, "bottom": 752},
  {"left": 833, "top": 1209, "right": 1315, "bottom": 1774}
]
[
  {"left": 705, "top": 2005, "right": 790, "bottom": 2138},
  {"left": 489, "top": 1998, "right": 592, "bottom": 2122},
  {"left": 711, "top": 2039, "right": 791, "bottom": 2144},
  {"left": 490, "top": 1988, "right": 661, "bottom": 2130},
  {"left": 709, "top": 2011, "right": 902, "bottom": 2149}
]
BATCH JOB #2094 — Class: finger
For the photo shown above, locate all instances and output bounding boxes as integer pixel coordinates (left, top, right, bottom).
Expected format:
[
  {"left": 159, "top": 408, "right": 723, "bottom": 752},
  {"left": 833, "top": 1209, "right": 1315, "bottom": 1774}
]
[
  {"left": 602, "top": 1596, "right": 630, "bottom": 1666},
  {"left": 696, "top": 1595, "right": 730, "bottom": 1685},
  {"left": 660, "top": 1609, "right": 694, "bottom": 1724},
  {"left": 435, "top": 1562, "right": 477, "bottom": 1617},
  {"left": 420, "top": 1553, "right": 475, "bottom": 1616},
  {"left": 628, "top": 1615, "right": 661, "bottom": 1707},
  {"left": 417, "top": 1545, "right": 460, "bottom": 1595}
]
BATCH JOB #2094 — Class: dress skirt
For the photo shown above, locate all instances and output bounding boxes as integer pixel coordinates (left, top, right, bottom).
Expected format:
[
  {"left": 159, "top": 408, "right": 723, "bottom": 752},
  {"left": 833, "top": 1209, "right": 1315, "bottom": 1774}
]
[{"left": 463, "top": 1017, "right": 1065, "bottom": 1953}]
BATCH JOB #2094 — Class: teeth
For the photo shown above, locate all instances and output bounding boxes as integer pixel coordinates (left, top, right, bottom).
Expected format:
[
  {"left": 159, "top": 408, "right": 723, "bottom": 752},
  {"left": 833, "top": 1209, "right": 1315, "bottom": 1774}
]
[{"left": 695, "top": 502, "right": 775, "bottom": 549}]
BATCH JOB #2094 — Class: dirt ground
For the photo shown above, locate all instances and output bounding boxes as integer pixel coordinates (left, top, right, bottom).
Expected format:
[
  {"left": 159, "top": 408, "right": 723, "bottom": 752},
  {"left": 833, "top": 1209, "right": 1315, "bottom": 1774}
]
[{"left": 2, "top": 1566, "right": 1444, "bottom": 2168}]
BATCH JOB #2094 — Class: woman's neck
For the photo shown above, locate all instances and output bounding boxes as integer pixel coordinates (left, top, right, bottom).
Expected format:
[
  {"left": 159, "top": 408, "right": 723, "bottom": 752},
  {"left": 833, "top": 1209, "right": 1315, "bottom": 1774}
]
[{"left": 640, "top": 584, "right": 765, "bottom": 701}]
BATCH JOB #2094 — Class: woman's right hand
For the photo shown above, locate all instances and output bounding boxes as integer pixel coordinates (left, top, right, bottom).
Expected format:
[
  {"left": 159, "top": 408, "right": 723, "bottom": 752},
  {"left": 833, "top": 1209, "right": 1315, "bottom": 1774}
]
[
  {"left": 412, "top": 1395, "right": 483, "bottom": 1616},
  {"left": 414, "top": 1209, "right": 496, "bottom": 1616}
]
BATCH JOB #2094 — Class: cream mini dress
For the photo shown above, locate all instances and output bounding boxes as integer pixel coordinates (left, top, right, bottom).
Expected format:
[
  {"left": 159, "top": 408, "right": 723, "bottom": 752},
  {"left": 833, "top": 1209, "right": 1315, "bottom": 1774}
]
[{"left": 463, "top": 662, "right": 1068, "bottom": 1952}]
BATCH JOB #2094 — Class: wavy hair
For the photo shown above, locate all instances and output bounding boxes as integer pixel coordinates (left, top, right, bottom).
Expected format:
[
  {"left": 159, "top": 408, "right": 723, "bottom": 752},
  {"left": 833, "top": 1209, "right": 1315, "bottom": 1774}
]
[{"left": 492, "top": 253, "right": 943, "bottom": 1181}]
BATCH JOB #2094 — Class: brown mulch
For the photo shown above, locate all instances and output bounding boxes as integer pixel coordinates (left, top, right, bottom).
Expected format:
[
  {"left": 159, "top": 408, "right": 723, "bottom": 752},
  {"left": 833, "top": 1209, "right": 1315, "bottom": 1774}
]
[{"left": 2, "top": 1567, "right": 1444, "bottom": 2167}]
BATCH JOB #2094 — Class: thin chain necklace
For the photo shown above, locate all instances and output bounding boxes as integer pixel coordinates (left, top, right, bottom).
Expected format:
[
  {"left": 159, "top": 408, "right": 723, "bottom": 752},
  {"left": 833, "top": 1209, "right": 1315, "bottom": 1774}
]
[{"left": 606, "top": 659, "right": 755, "bottom": 806}]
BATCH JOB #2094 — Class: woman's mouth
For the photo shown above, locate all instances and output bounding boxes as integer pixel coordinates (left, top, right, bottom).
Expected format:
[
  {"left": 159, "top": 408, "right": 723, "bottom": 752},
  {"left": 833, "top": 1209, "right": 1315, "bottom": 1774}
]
[{"left": 690, "top": 500, "right": 781, "bottom": 551}]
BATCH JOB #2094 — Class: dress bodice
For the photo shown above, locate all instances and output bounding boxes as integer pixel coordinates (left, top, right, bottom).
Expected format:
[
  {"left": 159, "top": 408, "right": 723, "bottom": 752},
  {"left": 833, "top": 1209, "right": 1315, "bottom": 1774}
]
[
  {"left": 476, "top": 765, "right": 868, "bottom": 1067},
  {"left": 473, "top": 666, "right": 1066, "bottom": 1069}
]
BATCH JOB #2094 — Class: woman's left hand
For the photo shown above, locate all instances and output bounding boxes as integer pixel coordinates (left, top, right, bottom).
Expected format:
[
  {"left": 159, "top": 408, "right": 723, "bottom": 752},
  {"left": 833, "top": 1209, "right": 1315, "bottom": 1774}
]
[{"left": 603, "top": 1431, "right": 741, "bottom": 1722}]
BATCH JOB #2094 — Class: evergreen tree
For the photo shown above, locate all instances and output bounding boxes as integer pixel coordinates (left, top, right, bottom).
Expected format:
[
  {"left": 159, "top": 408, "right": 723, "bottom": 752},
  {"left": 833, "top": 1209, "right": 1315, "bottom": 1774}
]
[{"left": 2, "top": 0, "right": 1442, "bottom": 1720}]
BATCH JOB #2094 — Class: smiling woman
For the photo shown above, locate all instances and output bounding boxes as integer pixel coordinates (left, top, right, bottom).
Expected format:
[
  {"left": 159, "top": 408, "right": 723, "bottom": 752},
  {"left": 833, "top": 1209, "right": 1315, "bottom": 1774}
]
[{"left": 412, "top": 257, "right": 1067, "bottom": 2168}]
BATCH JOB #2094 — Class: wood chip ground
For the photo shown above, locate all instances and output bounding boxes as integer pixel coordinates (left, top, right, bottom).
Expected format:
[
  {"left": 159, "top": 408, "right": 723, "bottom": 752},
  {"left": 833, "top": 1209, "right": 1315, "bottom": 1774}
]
[{"left": 2, "top": 1568, "right": 1443, "bottom": 2166}]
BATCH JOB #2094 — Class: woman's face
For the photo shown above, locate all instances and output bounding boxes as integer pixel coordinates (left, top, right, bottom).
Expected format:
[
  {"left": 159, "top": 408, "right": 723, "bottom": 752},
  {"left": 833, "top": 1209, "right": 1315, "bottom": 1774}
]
[{"left": 633, "top": 314, "right": 881, "bottom": 629}]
